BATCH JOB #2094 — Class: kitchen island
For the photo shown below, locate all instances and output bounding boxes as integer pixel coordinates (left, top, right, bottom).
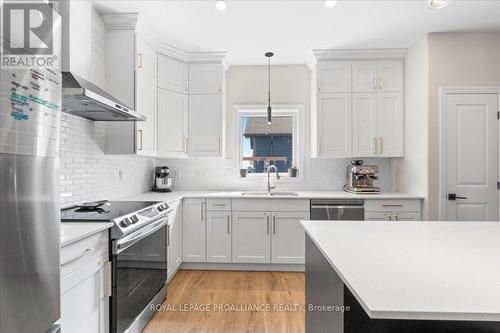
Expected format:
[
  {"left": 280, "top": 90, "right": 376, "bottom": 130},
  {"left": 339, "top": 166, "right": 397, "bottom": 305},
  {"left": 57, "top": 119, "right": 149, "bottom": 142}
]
[{"left": 301, "top": 221, "right": 500, "bottom": 333}]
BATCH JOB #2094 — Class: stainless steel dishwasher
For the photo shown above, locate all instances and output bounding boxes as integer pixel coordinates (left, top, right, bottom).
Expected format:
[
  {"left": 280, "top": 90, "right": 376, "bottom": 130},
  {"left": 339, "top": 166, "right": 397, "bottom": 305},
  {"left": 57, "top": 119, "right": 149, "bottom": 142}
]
[{"left": 310, "top": 199, "right": 364, "bottom": 220}]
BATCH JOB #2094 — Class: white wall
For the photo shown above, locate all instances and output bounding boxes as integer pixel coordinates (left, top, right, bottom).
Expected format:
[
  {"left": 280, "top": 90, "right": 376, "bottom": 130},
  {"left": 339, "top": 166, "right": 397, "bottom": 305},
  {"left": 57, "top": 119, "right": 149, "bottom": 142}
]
[
  {"left": 427, "top": 32, "right": 500, "bottom": 220},
  {"left": 159, "top": 65, "right": 392, "bottom": 191},
  {"left": 391, "top": 36, "right": 429, "bottom": 219}
]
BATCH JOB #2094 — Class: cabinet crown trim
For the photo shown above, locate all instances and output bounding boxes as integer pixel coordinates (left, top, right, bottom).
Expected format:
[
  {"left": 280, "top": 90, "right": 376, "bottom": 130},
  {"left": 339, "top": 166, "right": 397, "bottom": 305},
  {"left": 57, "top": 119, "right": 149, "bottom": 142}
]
[
  {"left": 310, "top": 49, "right": 406, "bottom": 66},
  {"left": 101, "top": 13, "right": 138, "bottom": 30}
]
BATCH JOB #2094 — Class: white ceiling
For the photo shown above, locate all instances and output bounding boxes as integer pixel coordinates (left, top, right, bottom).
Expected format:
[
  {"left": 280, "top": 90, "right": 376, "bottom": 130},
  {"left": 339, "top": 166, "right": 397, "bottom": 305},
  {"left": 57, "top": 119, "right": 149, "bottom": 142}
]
[{"left": 94, "top": 0, "right": 500, "bottom": 65}]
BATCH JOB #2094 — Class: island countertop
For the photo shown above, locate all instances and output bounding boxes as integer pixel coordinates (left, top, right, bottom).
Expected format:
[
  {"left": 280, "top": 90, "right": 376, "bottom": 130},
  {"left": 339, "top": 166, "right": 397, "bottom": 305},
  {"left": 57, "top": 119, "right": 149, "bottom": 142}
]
[{"left": 300, "top": 220, "right": 500, "bottom": 322}]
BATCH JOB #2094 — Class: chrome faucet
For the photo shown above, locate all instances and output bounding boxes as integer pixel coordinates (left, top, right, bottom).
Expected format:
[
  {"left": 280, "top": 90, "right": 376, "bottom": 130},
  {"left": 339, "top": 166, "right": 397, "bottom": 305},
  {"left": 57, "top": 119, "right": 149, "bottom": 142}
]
[{"left": 267, "top": 165, "right": 280, "bottom": 194}]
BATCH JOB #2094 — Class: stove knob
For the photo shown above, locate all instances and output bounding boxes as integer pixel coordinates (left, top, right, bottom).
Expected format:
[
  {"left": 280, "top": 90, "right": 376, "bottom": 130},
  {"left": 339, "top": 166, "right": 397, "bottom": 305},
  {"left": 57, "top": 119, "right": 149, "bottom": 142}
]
[
  {"left": 163, "top": 203, "right": 169, "bottom": 210},
  {"left": 158, "top": 205, "right": 164, "bottom": 212},
  {"left": 131, "top": 215, "right": 139, "bottom": 224},
  {"left": 120, "top": 218, "right": 131, "bottom": 227}
]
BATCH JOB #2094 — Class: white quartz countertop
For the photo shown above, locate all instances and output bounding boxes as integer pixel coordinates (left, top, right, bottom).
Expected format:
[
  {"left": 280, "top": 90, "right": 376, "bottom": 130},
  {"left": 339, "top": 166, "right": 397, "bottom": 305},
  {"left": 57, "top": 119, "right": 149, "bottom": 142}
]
[
  {"left": 60, "top": 222, "right": 113, "bottom": 247},
  {"left": 301, "top": 220, "right": 500, "bottom": 322},
  {"left": 116, "top": 190, "right": 423, "bottom": 204}
]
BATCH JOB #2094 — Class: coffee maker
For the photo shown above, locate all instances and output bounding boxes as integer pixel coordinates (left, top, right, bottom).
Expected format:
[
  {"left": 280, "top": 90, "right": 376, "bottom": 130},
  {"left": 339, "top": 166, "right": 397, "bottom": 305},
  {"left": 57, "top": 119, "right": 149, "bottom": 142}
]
[
  {"left": 344, "top": 160, "right": 380, "bottom": 194},
  {"left": 152, "top": 166, "right": 173, "bottom": 192}
]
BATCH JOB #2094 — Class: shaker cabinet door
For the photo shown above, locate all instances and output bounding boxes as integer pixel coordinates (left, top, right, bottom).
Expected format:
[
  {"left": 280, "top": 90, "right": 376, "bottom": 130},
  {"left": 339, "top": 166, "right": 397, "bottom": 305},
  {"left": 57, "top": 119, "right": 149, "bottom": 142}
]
[
  {"left": 188, "top": 94, "right": 223, "bottom": 157},
  {"left": 317, "top": 93, "right": 352, "bottom": 158}
]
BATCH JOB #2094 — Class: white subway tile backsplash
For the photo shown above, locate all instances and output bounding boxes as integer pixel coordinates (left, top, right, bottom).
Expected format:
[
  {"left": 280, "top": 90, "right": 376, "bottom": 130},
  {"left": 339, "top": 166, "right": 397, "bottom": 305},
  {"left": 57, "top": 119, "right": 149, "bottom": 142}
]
[{"left": 60, "top": 113, "right": 155, "bottom": 206}]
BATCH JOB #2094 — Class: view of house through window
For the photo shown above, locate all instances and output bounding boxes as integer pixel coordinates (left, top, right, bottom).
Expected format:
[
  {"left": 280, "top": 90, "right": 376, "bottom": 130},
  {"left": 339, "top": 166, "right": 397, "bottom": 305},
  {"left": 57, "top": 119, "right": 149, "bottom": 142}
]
[{"left": 241, "top": 115, "right": 293, "bottom": 174}]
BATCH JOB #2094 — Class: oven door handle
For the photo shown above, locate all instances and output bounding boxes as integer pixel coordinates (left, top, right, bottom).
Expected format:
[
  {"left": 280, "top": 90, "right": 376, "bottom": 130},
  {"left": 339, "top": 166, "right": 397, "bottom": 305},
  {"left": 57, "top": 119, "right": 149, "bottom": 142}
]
[{"left": 115, "top": 218, "right": 168, "bottom": 254}]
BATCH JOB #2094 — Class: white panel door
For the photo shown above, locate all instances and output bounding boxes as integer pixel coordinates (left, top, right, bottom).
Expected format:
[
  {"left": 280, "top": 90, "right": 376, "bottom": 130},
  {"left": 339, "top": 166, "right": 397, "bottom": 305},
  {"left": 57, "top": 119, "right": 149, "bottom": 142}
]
[
  {"left": 157, "top": 55, "right": 188, "bottom": 93},
  {"left": 188, "top": 94, "right": 222, "bottom": 157},
  {"left": 189, "top": 63, "right": 223, "bottom": 95},
  {"left": 136, "top": 77, "right": 156, "bottom": 156},
  {"left": 352, "top": 62, "right": 378, "bottom": 92},
  {"left": 157, "top": 88, "right": 188, "bottom": 158},
  {"left": 182, "top": 199, "right": 206, "bottom": 262},
  {"left": 377, "top": 61, "right": 403, "bottom": 92},
  {"left": 317, "top": 93, "right": 352, "bottom": 158},
  {"left": 232, "top": 212, "right": 270, "bottom": 264},
  {"left": 376, "top": 93, "right": 403, "bottom": 157},
  {"left": 352, "top": 93, "right": 377, "bottom": 157},
  {"left": 271, "top": 212, "right": 309, "bottom": 264},
  {"left": 317, "top": 61, "right": 351, "bottom": 93},
  {"left": 206, "top": 212, "right": 232, "bottom": 263},
  {"left": 445, "top": 93, "right": 498, "bottom": 221}
]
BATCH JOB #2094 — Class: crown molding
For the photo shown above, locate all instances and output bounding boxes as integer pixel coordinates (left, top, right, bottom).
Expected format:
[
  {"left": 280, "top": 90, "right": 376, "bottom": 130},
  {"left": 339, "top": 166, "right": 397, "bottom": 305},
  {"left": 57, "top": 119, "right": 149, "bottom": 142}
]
[
  {"left": 157, "top": 43, "right": 229, "bottom": 68},
  {"left": 102, "top": 13, "right": 138, "bottom": 30},
  {"left": 311, "top": 48, "right": 407, "bottom": 63}
]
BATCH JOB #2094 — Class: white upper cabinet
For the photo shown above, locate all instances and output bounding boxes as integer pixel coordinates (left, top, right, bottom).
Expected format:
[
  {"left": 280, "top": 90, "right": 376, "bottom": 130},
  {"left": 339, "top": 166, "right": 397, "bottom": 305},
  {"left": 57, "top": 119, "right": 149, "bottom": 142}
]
[
  {"left": 136, "top": 35, "right": 157, "bottom": 83},
  {"left": 188, "top": 94, "right": 223, "bottom": 157},
  {"left": 317, "top": 93, "right": 352, "bottom": 158},
  {"left": 352, "top": 62, "right": 378, "bottom": 92},
  {"left": 189, "top": 63, "right": 224, "bottom": 95},
  {"left": 376, "top": 93, "right": 403, "bottom": 157},
  {"left": 353, "top": 61, "right": 403, "bottom": 92},
  {"left": 158, "top": 55, "right": 189, "bottom": 94},
  {"left": 312, "top": 53, "right": 404, "bottom": 158},
  {"left": 135, "top": 36, "right": 157, "bottom": 157},
  {"left": 352, "top": 93, "right": 377, "bottom": 157},
  {"left": 377, "top": 61, "right": 403, "bottom": 92},
  {"left": 157, "top": 88, "right": 188, "bottom": 158},
  {"left": 317, "top": 61, "right": 351, "bottom": 93}
]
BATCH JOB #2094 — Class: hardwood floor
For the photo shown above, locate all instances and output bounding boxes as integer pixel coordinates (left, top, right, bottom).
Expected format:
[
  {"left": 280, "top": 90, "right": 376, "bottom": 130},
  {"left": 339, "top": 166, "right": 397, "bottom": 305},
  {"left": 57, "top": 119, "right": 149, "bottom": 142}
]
[{"left": 144, "top": 270, "right": 305, "bottom": 333}]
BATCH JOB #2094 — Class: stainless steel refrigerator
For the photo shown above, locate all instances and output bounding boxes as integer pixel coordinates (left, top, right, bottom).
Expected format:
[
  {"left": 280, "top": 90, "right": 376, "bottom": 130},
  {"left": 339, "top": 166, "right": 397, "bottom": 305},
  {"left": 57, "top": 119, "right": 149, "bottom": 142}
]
[{"left": 0, "top": 6, "right": 62, "bottom": 333}]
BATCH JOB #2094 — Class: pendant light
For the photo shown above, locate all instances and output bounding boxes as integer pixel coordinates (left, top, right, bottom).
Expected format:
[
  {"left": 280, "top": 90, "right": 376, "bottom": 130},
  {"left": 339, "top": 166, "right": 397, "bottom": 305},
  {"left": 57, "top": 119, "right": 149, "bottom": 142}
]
[{"left": 265, "top": 52, "right": 274, "bottom": 124}]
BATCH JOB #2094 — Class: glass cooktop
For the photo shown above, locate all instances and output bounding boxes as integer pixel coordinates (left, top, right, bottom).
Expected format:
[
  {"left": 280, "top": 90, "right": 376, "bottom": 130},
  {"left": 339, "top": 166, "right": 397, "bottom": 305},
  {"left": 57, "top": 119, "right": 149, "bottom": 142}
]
[{"left": 61, "top": 201, "right": 160, "bottom": 222}]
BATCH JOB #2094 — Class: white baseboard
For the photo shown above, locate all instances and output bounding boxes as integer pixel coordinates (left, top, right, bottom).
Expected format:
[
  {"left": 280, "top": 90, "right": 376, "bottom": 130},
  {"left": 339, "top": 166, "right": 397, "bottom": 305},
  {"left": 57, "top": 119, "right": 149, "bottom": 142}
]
[{"left": 180, "top": 262, "right": 305, "bottom": 272}]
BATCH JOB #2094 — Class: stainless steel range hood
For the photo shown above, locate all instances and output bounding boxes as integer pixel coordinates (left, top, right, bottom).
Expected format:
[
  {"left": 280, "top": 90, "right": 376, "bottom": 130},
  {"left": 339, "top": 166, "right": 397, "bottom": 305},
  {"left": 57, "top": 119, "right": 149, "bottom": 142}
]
[{"left": 61, "top": 72, "right": 145, "bottom": 121}]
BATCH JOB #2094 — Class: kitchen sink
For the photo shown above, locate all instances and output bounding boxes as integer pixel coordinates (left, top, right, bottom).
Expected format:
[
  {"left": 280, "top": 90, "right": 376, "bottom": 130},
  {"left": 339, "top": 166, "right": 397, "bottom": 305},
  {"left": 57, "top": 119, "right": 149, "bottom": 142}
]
[{"left": 241, "top": 191, "right": 298, "bottom": 197}]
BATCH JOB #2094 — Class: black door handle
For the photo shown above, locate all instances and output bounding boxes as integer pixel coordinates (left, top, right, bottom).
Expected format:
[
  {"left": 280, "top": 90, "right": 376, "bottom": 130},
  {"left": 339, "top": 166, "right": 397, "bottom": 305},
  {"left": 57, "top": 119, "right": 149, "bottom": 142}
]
[{"left": 448, "top": 193, "right": 467, "bottom": 201}]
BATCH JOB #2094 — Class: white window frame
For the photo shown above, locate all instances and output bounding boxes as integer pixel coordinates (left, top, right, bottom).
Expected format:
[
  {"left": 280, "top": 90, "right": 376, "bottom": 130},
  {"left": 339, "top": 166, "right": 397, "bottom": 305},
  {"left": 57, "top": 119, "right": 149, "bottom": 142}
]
[{"left": 234, "top": 104, "right": 304, "bottom": 181}]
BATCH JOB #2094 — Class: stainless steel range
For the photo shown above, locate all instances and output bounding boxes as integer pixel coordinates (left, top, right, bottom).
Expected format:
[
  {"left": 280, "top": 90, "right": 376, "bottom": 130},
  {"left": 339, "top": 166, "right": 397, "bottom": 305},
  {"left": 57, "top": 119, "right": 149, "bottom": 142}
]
[{"left": 61, "top": 200, "right": 170, "bottom": 333}]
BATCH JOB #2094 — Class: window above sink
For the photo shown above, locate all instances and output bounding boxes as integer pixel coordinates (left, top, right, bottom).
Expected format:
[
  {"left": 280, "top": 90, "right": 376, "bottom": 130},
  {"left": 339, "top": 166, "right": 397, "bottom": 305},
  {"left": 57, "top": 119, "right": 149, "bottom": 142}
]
[{"left": 235, "top": 105, "right": 304, "bottom": 181}]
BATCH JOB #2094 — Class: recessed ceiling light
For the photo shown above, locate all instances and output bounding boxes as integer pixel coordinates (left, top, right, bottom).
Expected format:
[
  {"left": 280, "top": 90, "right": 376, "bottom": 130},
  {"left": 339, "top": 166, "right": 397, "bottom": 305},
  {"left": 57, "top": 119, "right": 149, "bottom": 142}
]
[
  {"left": 428, "top": 0, "right": 451, "bottom": 9},
  {"left": 325, "top": 0, "right": 338, "bottom": 7},
  {"left": 215, "top": 0, "right": 227, "bottom": 11}
]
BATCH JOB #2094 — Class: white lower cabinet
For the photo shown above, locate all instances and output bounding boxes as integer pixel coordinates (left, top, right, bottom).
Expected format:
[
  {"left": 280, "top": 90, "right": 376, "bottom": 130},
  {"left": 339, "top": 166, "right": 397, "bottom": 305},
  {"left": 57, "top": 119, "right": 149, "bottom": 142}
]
[
  {"left": 232, "top": 212, "right": 271, "bottom": 263},
  {"left": 61, "top": 252, "right": 111, "bottom": 333},
  {"left": 365, "top": 200, "right": 422, "bottom": 221},
  {"left": 206, "top": 211, "right": 232, "bottom": 263},
  {"left": 167, "top": 201, "right": 183, "bottom": 280},
  {"left": 182, "top": 199, "right": 206, "bottom": 262},
  {"left": 271, "top": 212, "right": 309, "bottom": 264}
]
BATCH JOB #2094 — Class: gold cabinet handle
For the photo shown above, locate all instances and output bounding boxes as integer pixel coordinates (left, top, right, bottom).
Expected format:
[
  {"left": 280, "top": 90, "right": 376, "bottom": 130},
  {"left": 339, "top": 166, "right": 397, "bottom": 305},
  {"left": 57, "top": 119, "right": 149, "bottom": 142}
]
[
  {"left": 373, "top": 137, "right": 378, "bottom": 154},
  {"left": 137, "top": 53, "right": 143, "bottom": 69},
  {"left": 372, "top": 77, "right": 377, "bottom": 90},
  {"left": 394, "top": 214, "right": 399, "bottom": 221},
  {"left": 379, "top": 137, "right": 383, "bottom": 154},
  {"left": 105, "top": 261, "right": 112, "bottom": 297},
  {"left": 137, "top": 129, "right": 143, "bottom": 151},
  {"left": 378, "top": 76, "right": 384, "bottom": 90}
]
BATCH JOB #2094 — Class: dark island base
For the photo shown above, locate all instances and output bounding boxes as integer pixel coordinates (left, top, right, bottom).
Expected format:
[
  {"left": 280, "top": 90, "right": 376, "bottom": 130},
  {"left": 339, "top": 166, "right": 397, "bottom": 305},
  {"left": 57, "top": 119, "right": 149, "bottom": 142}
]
[{"left": 305, "top": 234, "right": 500, "bottom": 333}]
